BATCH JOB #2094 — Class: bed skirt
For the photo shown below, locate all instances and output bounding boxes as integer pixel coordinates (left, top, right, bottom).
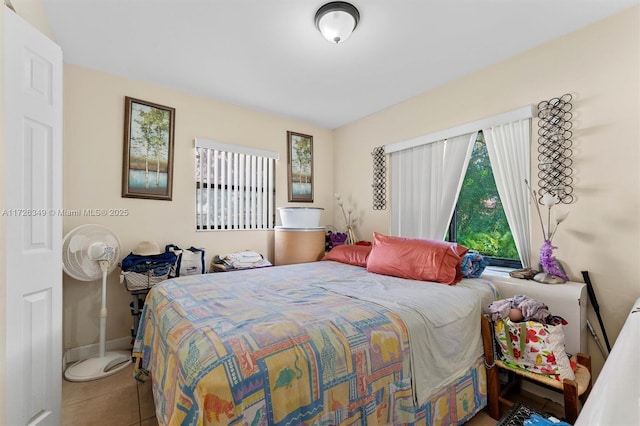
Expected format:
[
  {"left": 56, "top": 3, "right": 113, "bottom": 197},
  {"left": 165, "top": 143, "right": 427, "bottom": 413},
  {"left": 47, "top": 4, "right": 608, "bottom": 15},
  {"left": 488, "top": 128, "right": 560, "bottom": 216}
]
[
  {"left": 140, "top": 355, "right": 486, "bottom": 425},
  {"left": 407, "top": 355, "right": 487, "bottom": 425}
]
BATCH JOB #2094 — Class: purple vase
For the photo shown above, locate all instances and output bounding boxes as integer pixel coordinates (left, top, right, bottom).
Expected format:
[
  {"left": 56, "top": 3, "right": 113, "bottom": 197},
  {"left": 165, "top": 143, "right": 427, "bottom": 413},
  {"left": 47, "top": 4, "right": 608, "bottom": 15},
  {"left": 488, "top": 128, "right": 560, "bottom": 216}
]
[{"left": 539, "top": 239, "right": 569, "bottom": 281}]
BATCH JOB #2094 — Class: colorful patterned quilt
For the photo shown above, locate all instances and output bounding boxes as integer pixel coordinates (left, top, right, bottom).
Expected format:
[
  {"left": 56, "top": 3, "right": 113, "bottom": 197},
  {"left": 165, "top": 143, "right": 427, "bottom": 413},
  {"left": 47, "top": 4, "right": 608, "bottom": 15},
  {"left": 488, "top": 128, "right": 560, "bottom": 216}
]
[{"left": 133, "top": 261, "right": 496, "bottom": 425}]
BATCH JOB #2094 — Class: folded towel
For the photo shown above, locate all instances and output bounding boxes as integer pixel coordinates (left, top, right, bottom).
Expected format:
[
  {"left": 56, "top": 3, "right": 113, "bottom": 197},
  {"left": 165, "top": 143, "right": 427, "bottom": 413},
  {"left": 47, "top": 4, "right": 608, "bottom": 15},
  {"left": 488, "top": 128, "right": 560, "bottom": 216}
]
[{"left": 221, "top": 250, "right": 272, "bottom": 269}]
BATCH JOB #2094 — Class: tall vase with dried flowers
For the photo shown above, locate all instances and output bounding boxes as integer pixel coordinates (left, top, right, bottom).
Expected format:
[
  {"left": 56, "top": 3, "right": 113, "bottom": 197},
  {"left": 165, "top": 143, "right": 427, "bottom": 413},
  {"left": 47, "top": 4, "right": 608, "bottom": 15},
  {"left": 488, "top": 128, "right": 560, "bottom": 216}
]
[
  {"left": 526, "top": 180, "right": 569, "bottom": 283},
  {"left": 334, "top": 193, "right": 358, "bottom": 245}
]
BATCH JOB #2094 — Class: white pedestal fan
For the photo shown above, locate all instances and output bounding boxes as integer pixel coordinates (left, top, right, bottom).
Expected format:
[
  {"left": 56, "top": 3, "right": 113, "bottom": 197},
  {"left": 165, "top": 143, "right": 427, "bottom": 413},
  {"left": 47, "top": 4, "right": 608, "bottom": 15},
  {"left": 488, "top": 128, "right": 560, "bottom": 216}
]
[{"left": 62, "top": 224, "right": 131, "bottom": 382}]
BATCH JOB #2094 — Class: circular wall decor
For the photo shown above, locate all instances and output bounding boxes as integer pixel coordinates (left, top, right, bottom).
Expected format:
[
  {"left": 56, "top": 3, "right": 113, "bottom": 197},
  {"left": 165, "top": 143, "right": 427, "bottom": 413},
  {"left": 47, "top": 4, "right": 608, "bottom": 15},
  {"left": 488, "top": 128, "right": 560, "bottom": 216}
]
[{"left": 537, "top": 94, "right": 574, "bottom": 204}]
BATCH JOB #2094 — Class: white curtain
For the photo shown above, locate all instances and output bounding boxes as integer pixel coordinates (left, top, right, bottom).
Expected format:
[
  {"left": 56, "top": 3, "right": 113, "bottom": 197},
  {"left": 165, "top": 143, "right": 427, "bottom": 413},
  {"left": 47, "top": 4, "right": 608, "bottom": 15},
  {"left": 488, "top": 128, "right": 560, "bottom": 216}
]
[
  {"left": 391, "top": 132, "right": 477, "bottom": 240},
  {"left": 483, "top": 119, "right": 532, "bottom": 267}
]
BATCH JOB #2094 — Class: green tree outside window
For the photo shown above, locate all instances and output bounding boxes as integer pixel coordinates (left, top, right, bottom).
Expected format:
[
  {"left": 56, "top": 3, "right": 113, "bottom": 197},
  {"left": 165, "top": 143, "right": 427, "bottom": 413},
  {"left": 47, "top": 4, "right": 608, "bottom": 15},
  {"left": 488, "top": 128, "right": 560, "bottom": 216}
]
[{"left": 450, "top": 132, "right": 520, "bottom": 265}]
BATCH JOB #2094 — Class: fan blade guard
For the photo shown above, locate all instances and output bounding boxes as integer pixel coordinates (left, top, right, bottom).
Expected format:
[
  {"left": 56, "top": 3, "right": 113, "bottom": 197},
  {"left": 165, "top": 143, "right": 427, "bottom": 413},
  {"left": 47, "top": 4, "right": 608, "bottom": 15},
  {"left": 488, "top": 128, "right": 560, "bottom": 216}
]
[{"left": 62, "top": 224, "right": 121, "bottom": 281}]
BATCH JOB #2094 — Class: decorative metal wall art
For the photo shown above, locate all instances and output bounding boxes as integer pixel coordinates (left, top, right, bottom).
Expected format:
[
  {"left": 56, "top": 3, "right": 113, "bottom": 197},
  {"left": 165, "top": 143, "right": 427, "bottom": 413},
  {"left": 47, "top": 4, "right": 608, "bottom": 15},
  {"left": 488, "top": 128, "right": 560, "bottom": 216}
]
[
  {"left": 371, "top": 146, "right": 386, "bottom": 210},
  {"left": 536, "top": 94, "right": 574, "bottom": 204}
]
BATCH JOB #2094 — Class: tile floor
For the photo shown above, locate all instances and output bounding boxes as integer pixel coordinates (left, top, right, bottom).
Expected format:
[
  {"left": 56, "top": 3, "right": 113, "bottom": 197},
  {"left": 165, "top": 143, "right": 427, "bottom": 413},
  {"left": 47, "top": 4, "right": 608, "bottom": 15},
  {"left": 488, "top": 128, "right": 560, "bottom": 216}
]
[
  {"left": 62, "top": 362, "right": 157, "bottom": 426},
  {"left": 62, "top": 362, "right": 564, "bottom": 426}
]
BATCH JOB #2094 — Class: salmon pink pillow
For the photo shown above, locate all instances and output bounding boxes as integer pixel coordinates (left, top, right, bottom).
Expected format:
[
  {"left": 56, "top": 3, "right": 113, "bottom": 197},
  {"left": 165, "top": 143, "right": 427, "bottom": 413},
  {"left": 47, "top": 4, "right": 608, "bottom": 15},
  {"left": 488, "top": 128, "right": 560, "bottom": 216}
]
[
  {"left": 366, "top": 232, "right": 468, "bottom": 285},
  {"left": 322, "top": 244, "right": 372, "bottom": 268}
]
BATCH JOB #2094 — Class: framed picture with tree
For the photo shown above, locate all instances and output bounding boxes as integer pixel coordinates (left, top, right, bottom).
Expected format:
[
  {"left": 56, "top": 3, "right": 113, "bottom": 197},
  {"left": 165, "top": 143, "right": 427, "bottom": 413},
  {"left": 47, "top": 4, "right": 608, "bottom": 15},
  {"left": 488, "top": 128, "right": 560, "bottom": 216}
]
[
  {"left": 122, "top": 97, "right": 175, "bottom": 200},
  {"left": 287, "top": 131, "right": 314, "bottom": 202}
]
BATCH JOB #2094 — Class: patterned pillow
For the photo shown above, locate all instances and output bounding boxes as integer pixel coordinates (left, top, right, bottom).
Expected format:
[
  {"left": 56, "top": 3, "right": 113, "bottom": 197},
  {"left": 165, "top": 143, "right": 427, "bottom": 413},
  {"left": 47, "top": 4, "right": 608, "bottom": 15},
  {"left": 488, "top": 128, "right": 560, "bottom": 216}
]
[{"left": 460, "top": 251, "right": 487, "bottom": 278}]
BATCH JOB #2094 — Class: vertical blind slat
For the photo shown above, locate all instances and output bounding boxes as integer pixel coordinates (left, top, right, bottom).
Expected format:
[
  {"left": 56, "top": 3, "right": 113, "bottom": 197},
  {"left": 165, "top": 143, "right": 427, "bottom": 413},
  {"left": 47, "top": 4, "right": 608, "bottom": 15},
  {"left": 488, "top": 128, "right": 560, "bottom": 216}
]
[
  {"left": 226, "top": 152, "right": 233, "bottom": 229},
  {"left": 251, "top": 156, "right": 257, "bottom": 228},
  {"left": 245, "top": 155, "right": 251, "bottom": 228},
  {"left": 213, "top": 149, "right": 219, "bottom": 229},
  {"left": 233, "top": 152, "right": 239, "bottom": 229},
  {"left": 204, "top": 148, "right": 210, "bottom": 229},
  {"left": 267, "top": 159, "right": 274, "bottom": 229},
  {"left": 238, "top": 154, "right": 245, "bottom": 229},
  {"left": 257, "top": 158, "right": 263, "bottom": 229},
  {"left": 219, "top": 150, "right": 226, "bottom": 228}
]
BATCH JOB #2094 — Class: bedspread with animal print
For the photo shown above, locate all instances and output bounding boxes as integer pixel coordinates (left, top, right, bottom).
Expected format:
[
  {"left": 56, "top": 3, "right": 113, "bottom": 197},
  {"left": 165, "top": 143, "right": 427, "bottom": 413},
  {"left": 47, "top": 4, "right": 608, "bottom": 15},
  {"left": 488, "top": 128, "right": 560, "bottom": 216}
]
[{"left": 133, "top": 261, "right": 495, "bottom": 425}]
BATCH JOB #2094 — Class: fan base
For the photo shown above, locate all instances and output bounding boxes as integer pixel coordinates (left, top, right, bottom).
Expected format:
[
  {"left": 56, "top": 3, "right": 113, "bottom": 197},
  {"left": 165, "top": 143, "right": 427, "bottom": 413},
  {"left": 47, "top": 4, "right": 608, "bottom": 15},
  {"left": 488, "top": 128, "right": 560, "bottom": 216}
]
[{"left": 64, "top": 350, "right": 132, "bottom": 382}]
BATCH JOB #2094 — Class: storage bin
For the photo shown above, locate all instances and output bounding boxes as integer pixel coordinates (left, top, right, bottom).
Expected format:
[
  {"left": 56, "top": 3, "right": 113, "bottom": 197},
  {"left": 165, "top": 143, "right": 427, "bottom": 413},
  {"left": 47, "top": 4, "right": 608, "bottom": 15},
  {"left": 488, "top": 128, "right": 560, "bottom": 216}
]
[
  {"left": 121, "top": 270, "right": 169, "bottom": 291},
  {"left": 278, "top": 207, "right": 323, "bottom": 228}
]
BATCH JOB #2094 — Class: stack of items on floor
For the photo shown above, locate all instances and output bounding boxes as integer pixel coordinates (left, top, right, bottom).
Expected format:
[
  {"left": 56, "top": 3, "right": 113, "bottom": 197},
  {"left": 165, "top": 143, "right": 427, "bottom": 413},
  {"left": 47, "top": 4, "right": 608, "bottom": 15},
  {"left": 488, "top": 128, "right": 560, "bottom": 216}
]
[
  {"left": 211, "top": 250, "right": 272, "bottom": 272},
  {"left": 120, "top": 241, "right": 177, "bottom": 292},
  {"left": 122, "top": 242, "right": 207, "bottom": 340}
]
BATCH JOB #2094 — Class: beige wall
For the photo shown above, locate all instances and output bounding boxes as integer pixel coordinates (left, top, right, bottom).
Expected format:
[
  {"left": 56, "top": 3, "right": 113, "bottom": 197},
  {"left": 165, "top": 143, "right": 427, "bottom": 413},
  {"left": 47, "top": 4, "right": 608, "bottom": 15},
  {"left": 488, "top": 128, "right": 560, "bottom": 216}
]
[
  {"left": 333, "top": 6, "right": 640, "bottom": 375},
  {"left": 62, "top": 65, "right": 334, "bottom": 349},
  {"left": 11, "top": 0, "right": 52, "bottom": 38}
]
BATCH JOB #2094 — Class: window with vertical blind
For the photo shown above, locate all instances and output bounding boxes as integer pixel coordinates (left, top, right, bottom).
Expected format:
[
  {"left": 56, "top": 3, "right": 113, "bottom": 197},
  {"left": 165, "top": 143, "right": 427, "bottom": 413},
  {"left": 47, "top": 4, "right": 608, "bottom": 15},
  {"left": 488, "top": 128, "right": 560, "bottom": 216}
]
[{"left": 195, "top": 138, "right": 279, "bottom": 230}]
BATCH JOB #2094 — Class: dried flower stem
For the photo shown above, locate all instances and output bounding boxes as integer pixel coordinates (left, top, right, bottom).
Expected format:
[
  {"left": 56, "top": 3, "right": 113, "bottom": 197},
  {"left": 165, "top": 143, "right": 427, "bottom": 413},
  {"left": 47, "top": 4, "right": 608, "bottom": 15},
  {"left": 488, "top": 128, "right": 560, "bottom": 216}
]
[
  {"left": 547, "top": 203, "right": 551, "bottom": 240},
  {"left": 339, "top": 203, "right": 349, "bottom": 229},
  {"left": 335, "top": 193, "right": 357, "bottom": 244},
  {"left": 525, "top": 179, "right": 547, "bottom": 240},
  {"left": 525, "top": 180, "right": 566, "bottom": 243}
]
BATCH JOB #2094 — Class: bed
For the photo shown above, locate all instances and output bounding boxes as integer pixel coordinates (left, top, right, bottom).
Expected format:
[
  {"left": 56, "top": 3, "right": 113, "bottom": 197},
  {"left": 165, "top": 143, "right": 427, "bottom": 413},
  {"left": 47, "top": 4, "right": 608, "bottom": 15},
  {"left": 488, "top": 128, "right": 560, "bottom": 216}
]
[{"left": 133, "top": 255, "right": 497, "bottom": 425}]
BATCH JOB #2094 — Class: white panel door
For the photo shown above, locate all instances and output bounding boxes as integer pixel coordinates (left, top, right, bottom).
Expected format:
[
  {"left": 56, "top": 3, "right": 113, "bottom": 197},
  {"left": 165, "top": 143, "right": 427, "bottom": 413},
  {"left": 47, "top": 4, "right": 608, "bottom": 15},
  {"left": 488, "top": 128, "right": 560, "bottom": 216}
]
[{"left": 4, "top": 8, "right": 63, "bottom": 426}]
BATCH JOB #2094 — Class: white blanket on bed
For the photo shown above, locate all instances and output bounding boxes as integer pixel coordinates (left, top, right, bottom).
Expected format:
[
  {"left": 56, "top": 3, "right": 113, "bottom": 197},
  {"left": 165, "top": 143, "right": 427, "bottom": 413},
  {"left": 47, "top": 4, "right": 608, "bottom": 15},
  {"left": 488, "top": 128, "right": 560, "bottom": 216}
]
[{"left": 315, "top": 273, "right": 495, "bottom": 405}]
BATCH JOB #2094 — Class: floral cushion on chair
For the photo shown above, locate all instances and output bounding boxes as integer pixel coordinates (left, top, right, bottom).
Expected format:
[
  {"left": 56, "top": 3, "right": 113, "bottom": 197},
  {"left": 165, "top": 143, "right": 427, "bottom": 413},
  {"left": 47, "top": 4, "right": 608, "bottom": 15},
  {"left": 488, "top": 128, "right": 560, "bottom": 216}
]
[{"left": 494, "top": 318, "right": 575, "bottom": 381}]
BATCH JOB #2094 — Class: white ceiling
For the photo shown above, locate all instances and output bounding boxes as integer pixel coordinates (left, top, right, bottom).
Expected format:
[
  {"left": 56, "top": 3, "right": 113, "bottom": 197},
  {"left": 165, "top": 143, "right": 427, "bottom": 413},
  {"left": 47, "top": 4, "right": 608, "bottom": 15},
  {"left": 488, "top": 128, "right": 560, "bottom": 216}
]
[{"left": 42, "top": 0, "right": 638, "bottom": 129}]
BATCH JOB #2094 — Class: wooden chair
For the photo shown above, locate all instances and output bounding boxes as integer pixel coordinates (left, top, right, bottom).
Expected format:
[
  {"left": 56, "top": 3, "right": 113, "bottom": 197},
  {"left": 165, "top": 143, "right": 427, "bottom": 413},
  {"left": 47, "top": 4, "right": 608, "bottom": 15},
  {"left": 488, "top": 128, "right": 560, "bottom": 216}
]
[{"left": 480, "top": 315, "right": 592, "bottom": 423}]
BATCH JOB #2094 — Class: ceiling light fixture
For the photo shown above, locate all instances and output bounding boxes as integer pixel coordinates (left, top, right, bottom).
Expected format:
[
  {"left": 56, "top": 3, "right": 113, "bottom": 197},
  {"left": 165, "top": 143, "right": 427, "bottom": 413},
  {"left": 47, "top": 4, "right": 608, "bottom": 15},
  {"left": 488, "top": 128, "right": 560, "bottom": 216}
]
[{"left": 315, "top": 2, "right": 360, "bottom": 44}]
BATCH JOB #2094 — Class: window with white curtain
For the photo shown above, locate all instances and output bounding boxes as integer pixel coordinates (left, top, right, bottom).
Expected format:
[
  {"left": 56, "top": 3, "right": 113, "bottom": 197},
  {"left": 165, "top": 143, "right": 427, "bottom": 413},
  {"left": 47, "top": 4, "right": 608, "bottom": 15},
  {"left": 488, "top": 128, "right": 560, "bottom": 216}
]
[
  {"left": 195, "top": 138, "right": 278, "bottom": 231},
  {"left": 448, "top": 131, "right": 521, "bottom": 268},
  {"left": 390, "top": 132, "right": 477, "bottom": 240},
  {"left": 385, "top": 106, "right": 534, "bottom": 267}
]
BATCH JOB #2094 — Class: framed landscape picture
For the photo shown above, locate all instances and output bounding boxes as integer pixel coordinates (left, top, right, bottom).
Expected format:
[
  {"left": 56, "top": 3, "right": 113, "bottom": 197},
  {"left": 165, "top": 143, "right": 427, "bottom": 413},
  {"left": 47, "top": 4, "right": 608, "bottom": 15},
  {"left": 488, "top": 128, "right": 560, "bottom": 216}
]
[
  {"left": 122, "top": 97, "right": 175, "bottom": 200},
  {"left": 287, "top": 131, "right": 314, "bottom": 202}
]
